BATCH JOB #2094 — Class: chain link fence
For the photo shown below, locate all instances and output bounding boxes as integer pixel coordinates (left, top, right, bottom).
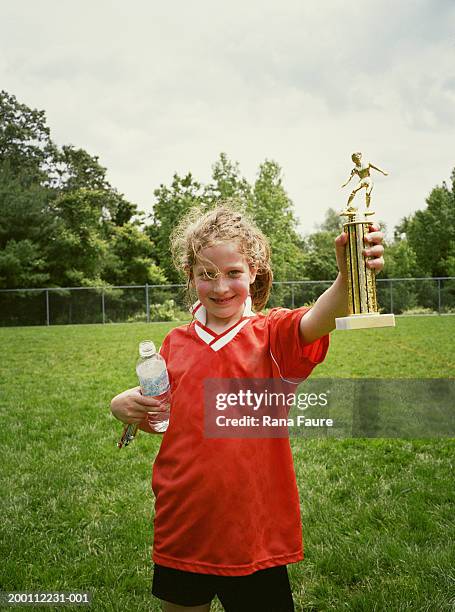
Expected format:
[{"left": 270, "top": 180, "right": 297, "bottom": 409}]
[{"left": 0, "top": 278, "right": 454, "bottom": 327}]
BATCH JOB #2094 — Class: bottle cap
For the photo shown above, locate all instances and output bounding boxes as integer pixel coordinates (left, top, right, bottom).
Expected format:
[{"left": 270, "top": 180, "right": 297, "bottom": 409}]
[{"left": 139, "top": 340, "right": 156, "bottom": 358}]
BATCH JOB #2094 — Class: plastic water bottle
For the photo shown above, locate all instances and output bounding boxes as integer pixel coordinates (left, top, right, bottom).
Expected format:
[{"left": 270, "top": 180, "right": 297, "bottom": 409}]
[{"left": 136, "top": 340, "right": 170, "bottom": 433}]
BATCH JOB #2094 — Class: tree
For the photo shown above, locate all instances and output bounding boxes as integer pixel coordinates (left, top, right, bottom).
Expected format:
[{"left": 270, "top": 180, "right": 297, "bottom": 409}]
[
  {"left": 380, "top": 237, "right": 421, "bottom": 313},
  {"left": 0, "top": 90, "right": 58, "bottom": 185},
  {"left": 205, "top": 152, "right": 252, "bottom": 205},
  {"left": 55, "top": 145, "right": 138, "bottom": 225},
  {"left": 250, "top": 160, "right": 305, "bottom": 282},
  {"left": 383, "top": 238, "right": 419, "bottom": 279},
  {"left": 57, "top": 145, "right": 111, "bottom": 192},
  {"left": 0, "top": 164, "right": 54, "bottom": 288},
  {"left": 108, "top": 192, "right": 139, "bottom": 227},
  {"left": 301, "top": 208, "right": 343, "bottom": 282},
  {"left": 303, "top": 231, "right": 339, "bottom": 281},
  {"left": 45, "top": 189, "right": 108, "bottom": 286},
  {"left": 404, "top": 172, "right": 455, "bottom": 277},
  {"left": 0, "top": 165, "right": 51, "bottom": 249},
  {"left": 147, "top": 173, "right": 206, "bottom": 283},
  {"left": 0, "top": 239, "right": 49, "bottom": 288},
  {"left": 102, "top": 223, "right": 167, "bottom": 286},
  {"left": 317, "top": 207, "right": 343, "bottom": 234},
  {"left": 0, "top": 90, "right": 144, "bottom": 289}
]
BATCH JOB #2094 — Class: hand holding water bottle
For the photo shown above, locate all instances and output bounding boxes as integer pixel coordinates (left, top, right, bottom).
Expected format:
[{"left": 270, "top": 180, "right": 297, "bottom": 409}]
[
  {"left": 111, "top": 340, "right": 171, "bottom": 447},
  {"left": 111, "top": 386, "right": 163, "bottom": 424}
]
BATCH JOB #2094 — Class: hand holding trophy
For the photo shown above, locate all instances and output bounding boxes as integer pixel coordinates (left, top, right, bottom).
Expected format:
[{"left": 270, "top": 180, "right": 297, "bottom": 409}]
[{"left": 336, "top": 152, "right": 395, "bottom": 330}]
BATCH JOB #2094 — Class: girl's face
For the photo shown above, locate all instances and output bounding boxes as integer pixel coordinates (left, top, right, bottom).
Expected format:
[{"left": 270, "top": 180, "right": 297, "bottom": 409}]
[{"left": 192, "top": 242, "right": 257, "bottom": 329}]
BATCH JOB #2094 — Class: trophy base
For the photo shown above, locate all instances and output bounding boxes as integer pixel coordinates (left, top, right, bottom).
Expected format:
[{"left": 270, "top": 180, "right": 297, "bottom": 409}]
[{"left": 336, "top": 312, "right": 396, "bottom": 330}]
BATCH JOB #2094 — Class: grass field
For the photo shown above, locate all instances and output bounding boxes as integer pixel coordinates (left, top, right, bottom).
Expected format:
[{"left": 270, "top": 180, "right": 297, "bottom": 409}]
[{"left": 0, "top": 316, "right": 454, "bottom": 611}]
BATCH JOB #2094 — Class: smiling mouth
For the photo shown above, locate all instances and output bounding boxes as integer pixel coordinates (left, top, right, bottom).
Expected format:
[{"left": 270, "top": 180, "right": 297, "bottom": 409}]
[{"left": 210, "top": 296, "right": 235, "bottom": 305}]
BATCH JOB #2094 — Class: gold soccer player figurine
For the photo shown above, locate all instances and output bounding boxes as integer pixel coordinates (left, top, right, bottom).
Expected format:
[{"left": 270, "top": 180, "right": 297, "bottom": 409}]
[
  {"left": 341, "top": 151, "right": 388, "bottom": 211},
  {"left": 336, "top": 152, "right": 395, "bottom": 330}
]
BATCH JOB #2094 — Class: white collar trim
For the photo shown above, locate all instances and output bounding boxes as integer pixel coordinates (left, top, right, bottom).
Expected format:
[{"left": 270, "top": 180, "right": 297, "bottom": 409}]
[{"left": 190, "top": 297, "right": 255, "bottom": 351}]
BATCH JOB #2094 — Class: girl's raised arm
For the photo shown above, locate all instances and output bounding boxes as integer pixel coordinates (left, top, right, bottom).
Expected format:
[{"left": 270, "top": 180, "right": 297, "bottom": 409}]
[{"left": 299, "top": 225, "right": 384, "bottom": 344}]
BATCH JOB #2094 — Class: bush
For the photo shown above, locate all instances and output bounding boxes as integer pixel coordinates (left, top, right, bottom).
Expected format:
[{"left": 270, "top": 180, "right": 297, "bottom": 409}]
[
  {"left": 149, "top": 299, "right": 189, "bottom": 322},
  {"left": 401, "top": 307, "right": 436, "bottom": 316}
]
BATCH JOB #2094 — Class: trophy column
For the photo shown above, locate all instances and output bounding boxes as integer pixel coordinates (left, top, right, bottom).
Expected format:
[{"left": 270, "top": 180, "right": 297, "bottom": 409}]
[{"left": 336, "top": 210, "right": 395, "bottom": 330}]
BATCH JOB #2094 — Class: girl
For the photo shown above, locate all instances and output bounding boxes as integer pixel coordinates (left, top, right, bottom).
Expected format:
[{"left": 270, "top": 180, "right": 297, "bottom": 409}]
[{"left": 111, "top": 204, "right": 385, "bottom": 612}]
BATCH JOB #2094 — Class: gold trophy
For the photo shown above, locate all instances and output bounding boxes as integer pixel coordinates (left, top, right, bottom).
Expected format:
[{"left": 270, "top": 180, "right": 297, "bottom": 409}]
[{"left": 336, "top": 152, "right": 395, "bottom": 330}]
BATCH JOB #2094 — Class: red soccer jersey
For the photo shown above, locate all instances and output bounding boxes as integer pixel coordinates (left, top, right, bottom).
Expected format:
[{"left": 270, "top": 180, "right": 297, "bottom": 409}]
[{"left": 147, "top": 299, "right": 329, "bottom": 576}]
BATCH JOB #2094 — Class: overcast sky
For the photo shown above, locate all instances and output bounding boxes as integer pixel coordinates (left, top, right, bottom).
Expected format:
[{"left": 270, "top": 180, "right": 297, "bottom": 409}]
[{"left": 2, "top": 0, "right": 455, "bottom": 236}]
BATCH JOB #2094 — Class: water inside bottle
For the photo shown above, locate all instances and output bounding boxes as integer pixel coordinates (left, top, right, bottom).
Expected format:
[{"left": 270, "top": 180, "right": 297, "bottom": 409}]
[{"left": 136, "top": 357, "right": 170, "bottom": 433}]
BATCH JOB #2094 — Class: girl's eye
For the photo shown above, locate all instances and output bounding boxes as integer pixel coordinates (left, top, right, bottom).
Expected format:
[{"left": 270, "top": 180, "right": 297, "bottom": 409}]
[
  {"left": 199, "top": 272, "right": 217, "bottom": 280},
  {"left": 197, "top": 270, "right": 242, "bottom": 279}
]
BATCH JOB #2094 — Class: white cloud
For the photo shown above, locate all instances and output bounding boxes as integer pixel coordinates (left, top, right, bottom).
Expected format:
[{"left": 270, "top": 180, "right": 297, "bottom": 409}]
[{"left": 1, "top": 0, "right": 454, "bottom": 236}]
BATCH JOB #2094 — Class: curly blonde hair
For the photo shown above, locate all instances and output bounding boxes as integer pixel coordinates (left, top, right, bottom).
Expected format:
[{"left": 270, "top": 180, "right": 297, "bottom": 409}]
[{"left": 170, "top": 202, "right": 273, "bottom": 312}]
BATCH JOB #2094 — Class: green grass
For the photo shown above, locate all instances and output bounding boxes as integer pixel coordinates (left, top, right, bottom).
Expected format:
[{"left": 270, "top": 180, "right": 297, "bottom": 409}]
[{"left": 0, "top": 317, "right": 454, "bottom": 611}]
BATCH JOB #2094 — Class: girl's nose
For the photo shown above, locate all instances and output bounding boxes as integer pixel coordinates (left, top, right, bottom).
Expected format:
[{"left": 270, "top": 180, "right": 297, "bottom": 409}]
[{"left": 213, "top": 275, "right": 229, "bottom": 293}]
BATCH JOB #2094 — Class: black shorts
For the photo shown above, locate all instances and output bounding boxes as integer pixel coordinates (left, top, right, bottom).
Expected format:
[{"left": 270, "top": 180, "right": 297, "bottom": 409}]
[{"left": 152, "top": 563, "right": 294, "bottom": 611}]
